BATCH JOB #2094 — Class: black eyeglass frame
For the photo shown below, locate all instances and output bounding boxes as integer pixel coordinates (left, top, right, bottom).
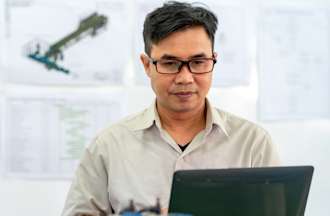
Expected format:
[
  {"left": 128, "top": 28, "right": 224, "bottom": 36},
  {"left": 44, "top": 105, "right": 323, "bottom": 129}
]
[{"left": 149, "top": 56, "right": 217, "bottom": 74}]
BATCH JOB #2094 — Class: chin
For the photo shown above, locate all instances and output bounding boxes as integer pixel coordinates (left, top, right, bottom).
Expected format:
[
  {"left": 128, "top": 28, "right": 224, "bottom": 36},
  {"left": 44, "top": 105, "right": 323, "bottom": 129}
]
[{"left": 171, "top": 103, "right": 195, "bottom": 113}]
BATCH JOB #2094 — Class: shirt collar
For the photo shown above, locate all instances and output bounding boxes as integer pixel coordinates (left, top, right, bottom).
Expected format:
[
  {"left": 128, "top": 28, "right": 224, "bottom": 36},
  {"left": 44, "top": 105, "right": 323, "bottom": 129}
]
[
  {"left": 124, "top": 100, "right": 158, "bottom": 131},
  {"left": 126, "top": 98, "right": 228, "bottom": 137},
  {"left": 205, "top": 99, "right": 229, "bottom": 137}
]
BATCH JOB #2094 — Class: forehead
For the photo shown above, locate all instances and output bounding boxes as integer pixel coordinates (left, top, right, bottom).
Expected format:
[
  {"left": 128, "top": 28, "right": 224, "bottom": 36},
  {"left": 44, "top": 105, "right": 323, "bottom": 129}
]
[{"left": 150, "top": 26, "right": 213, "bottom": 59}]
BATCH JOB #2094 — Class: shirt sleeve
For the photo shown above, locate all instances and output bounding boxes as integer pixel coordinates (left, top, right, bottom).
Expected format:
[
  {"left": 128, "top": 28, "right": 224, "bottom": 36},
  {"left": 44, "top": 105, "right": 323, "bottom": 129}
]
[
  {"left": 251, "top": 129, "right": 281, "bottom": 167},
  {"left": 61, "top": 137, "right": 112, "bottom": 216}
]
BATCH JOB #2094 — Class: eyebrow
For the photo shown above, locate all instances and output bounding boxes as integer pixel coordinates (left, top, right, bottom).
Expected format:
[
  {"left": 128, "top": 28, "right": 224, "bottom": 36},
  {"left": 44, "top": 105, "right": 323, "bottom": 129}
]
[{"left": 160, "top": 53, "right": 209, "bottom": 60}]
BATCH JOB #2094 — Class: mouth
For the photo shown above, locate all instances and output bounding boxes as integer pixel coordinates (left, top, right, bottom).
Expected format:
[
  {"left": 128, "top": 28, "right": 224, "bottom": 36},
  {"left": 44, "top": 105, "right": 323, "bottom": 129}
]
[{"left": 172, "top": 91, "right": 195, "bottom": 99}]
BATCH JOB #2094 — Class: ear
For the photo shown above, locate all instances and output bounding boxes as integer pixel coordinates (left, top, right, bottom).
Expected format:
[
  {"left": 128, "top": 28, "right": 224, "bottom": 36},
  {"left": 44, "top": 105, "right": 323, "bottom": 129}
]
[
  {"left": 140, "top": 54, "right": 152, "bottom": 77},
  {"left": 213, "top": 52, "right": 218, "bottom": 59}
]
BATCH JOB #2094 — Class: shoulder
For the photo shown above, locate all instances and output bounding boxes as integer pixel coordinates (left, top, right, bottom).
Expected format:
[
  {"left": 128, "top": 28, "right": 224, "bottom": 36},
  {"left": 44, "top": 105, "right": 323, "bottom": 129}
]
[
  {"left": 214, "top": 108, "right": 269, "bottom": 138},
  {"left": 215, "top": 108, "right": 280, "bottom": 166}
]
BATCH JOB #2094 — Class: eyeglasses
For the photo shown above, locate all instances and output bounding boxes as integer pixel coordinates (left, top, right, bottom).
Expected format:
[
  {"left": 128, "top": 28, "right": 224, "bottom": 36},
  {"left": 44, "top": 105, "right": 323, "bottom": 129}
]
[{"left": 149, "top": 56, "right": 217, "bottom": 74}]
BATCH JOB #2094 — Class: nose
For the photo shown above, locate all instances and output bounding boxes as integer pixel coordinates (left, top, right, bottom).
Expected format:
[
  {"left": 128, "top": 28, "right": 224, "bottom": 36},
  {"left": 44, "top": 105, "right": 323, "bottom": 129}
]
[{"left": 174, "top": 64, "right": 194, "bottom": 84}]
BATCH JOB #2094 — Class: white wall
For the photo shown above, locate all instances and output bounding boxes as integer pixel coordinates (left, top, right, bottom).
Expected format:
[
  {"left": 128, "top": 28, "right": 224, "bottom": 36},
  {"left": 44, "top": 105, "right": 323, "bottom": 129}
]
[{"left": 0, "top": 0, "right": 329, "bottom": 216}]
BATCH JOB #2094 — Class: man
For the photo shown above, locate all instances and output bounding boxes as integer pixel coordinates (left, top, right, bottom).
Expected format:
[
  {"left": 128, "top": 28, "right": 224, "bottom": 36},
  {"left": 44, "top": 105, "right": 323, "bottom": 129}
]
[{"left": 62, "top": 1, "right": 280, "bottom": 215}]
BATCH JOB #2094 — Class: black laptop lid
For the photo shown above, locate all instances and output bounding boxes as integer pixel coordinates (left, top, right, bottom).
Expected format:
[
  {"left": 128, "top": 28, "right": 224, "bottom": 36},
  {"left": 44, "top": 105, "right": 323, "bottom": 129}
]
[{"left": 169, "top": 166, "right": 314, "bottom": 216}]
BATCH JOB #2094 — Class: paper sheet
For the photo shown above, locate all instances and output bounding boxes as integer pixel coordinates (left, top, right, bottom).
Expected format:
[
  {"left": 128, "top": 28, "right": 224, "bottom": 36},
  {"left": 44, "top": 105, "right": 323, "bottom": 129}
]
[
  {"left": 258, "top": 7, "right": 330, "bottom": 120},
  {"left": 212, "top": 5, "right": 250, "bottom": 87},
  {"left": 0, "top": 96, "right": 3, "bottom": 171},
  {"left": 4, "top": 0, "right": 130, "bottom": 85},
  {"left": 3, "top": 91, "right": 126, "bottom": 178},
  {"left": 0, "top": 0, "right": 5, "bottom": 84}
]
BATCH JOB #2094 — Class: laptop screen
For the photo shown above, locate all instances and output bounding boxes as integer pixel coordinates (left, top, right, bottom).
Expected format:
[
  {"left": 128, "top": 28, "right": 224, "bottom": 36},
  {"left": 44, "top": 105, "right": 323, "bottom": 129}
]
[{"left": 168, "top": 166, "right": 313, "bottom": 216}]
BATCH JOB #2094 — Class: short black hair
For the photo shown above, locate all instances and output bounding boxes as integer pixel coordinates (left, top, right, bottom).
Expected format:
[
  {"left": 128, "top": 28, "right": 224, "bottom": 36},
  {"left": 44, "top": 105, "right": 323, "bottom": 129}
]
[{"left": 143, "top": 1, "right": 218, "bottom": 56}]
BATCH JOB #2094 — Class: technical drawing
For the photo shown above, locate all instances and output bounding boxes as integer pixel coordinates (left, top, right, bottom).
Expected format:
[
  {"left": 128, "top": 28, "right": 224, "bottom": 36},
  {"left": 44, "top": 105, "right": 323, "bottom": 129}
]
[{"left": 24, "top": 12, "right": 108, "bottom": 74}]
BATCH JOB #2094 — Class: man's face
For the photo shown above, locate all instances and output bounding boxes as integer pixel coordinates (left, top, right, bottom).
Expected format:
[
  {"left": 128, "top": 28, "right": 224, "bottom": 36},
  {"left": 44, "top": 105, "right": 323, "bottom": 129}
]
[{"left": 141, "top": 26, "right": 216, "bottom": 114}]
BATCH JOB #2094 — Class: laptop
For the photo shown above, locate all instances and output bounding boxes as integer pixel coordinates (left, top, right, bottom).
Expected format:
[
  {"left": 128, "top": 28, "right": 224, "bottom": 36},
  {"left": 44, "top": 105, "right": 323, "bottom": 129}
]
[{"left": 168, "top": 166, "right": 314, "bottom": 216}]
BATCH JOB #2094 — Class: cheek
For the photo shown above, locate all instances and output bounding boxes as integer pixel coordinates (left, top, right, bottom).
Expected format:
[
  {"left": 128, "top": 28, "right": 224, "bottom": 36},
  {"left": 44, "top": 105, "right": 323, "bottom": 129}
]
[
  {"left": 197, "top": 75, "right": 212, "bottom": 93},
  {"left": 150, "top": 75, "right": 172, "bottom": 96}
]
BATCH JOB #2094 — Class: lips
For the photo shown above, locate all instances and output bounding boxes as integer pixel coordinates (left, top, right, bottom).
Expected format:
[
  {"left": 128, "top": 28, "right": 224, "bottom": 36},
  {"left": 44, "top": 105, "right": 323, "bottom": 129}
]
[{"left": 173, "top": 91, "right": 195, "bottom": 99}]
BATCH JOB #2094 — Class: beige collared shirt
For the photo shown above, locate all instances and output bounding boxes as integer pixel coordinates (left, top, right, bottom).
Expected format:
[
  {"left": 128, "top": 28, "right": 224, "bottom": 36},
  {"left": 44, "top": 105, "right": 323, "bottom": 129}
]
[{"left": 62, "top": 99, "right": 280, "bottom": 216}]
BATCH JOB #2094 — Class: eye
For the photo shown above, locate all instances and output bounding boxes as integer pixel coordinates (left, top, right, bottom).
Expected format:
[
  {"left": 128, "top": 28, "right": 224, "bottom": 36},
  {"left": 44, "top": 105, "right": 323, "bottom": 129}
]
[
  {"left": 191, "top": 59, "right": 207, "bottom": 65},
  {"left": 160, "top": 60, "right": 180, "bottom": 66}
]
